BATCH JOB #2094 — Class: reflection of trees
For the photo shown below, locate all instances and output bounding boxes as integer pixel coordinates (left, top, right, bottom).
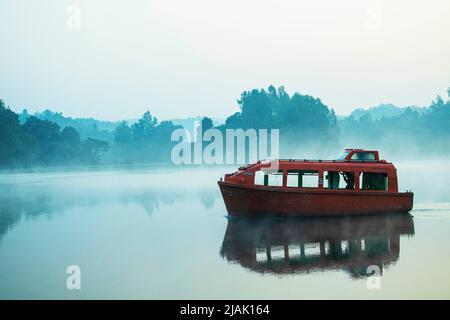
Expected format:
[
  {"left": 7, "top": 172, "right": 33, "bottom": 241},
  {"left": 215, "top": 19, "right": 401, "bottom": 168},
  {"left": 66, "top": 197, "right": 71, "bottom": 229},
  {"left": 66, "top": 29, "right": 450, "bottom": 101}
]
[
  {"left": 198, "top": 187, "right": 218, "bottom": 210},
  {"left": 0, "top": 184, "right": 183, "bottom": 243},
  {"left": 220, "top": 214, "right": 415, "bottom": 278},
  {"left": 0, "top": 188, "right": 60, "bottom": 241},
  {"left": 120, "top": 191, "right": 181, "bottom": 216}
]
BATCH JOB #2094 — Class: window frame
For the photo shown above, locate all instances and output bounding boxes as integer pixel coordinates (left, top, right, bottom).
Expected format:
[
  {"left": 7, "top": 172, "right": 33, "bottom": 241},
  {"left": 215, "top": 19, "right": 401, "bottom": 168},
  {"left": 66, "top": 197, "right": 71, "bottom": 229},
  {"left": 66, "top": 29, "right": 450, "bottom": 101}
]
[
  {"left": 358, "top": 170, "right": 389, "bottom": 191},
  {"left": 286, "top": 169, "right": 320, "bottom": 189}
]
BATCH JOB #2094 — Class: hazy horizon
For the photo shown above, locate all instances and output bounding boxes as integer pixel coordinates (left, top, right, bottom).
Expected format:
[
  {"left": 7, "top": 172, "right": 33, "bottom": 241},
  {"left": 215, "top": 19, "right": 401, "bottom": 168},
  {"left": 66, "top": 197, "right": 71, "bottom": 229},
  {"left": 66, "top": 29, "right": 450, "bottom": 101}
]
[{"left": 1, "top": 0, "right": 449, "bottom": 121}]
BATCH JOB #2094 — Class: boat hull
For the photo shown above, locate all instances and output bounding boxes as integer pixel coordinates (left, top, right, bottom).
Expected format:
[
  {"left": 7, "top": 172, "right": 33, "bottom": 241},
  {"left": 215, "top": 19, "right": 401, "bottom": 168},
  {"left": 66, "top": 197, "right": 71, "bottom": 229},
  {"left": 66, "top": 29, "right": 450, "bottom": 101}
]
[{"left": 218, "top": 182, "right": 413, "bottom": 216}]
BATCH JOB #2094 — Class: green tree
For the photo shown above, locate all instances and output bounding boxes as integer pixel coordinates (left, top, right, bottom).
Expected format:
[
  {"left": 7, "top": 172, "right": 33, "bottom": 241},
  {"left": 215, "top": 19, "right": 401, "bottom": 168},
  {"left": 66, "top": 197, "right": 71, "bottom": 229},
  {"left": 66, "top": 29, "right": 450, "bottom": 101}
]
[
  {"left": 0, "top": 100, "right": 26, "bottom": 166},
  {"left": 222, "top": 86, "right": 338, "bottom": 155},
  {"left": 81, "top": 138, "right": 110, "bottom": 164},
  {"left": 132, "top": 111, "right": 158, "bottom": 141},
  {"left": 61, "top": 126, "right": 81, "bottom": 146},
  {"left": 114, "top": 121, "right": 133, "bottom": 144}
]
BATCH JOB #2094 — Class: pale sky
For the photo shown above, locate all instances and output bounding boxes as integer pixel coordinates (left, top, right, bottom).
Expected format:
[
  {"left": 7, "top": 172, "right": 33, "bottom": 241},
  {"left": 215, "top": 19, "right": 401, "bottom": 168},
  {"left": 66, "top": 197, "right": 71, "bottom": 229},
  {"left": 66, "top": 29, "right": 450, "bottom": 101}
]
[{"left": 0, "top": 0, "right": 449, "bottom": 121}]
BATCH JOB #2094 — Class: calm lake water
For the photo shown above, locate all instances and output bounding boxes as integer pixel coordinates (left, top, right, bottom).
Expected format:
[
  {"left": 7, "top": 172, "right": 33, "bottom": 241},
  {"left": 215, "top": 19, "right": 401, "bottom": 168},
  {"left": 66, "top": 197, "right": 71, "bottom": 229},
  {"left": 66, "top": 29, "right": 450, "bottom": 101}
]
[{"left": 0, "top": 159, "right": 449, "bottom": 299}]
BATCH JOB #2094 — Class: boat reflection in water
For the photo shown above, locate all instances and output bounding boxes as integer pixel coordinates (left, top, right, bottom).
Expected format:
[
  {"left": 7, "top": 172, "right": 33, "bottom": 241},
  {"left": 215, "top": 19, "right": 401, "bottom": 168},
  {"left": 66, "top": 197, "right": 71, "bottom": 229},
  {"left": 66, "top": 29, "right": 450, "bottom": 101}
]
[{"left": 220, "top": 213, "right": 415, "bottom": 278}]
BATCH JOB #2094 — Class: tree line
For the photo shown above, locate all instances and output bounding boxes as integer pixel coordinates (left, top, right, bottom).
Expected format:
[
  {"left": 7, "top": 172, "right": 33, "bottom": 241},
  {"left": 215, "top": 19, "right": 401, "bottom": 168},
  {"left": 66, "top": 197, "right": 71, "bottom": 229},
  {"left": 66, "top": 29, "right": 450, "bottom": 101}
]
[
  {"left": 0, "top": 100, "right": 108, "bottom": 168},
  {"left": 1, "top": 86, "right": 449, "bottom": 168},
  {"left": 109, "top": 111, "right": 182, "bottom": 164},
  {"left": 340, "top": 91, "right": 450, "bottom": 155},
  {"left": 217, "top": 85, "right": 338, "bottom": 157}
]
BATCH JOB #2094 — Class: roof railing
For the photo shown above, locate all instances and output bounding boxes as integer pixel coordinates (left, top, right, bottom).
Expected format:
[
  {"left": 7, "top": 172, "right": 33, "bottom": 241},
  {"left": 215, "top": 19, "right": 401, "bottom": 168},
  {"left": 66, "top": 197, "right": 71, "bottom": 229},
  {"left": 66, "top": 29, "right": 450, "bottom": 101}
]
[{"left": 276, "top": 159, "right": 385, "bottom": 163}]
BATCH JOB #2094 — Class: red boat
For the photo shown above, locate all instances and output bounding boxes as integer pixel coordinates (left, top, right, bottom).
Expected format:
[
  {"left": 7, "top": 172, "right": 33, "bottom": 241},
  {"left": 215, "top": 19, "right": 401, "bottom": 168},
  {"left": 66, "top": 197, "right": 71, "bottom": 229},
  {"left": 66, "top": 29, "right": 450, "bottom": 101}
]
[{"left": 218, "top": 149, "right": 414, "bottom": 216}]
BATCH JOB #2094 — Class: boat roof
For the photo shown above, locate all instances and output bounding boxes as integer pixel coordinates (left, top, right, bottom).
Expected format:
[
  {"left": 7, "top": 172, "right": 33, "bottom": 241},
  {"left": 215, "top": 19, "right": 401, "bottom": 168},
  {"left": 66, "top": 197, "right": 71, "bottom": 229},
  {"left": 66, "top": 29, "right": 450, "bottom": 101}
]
[
  {"left": 238, "top": 149, "right": 395, "bottom": 172},
  {"left": 278, "top": 159, "right": 388, "bottom": 163}
]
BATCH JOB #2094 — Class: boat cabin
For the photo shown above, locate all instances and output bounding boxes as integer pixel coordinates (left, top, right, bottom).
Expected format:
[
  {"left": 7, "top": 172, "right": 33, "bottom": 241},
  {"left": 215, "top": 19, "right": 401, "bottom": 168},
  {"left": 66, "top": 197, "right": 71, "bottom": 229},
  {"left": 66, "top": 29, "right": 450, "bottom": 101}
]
[
  {"left": 337, "top": 149, "right": 380, "bottom": 161},
  {"left": 224, "top": 149, "right": 398, "bottom": 193}
]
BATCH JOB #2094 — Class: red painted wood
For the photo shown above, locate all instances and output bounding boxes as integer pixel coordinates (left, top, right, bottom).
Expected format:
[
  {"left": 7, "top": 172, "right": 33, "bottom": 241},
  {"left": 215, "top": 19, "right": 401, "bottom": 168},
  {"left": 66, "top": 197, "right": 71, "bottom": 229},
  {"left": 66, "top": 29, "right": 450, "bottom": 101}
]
[{"left": 219, "top": 182, "right": 413, "bottom": 216}]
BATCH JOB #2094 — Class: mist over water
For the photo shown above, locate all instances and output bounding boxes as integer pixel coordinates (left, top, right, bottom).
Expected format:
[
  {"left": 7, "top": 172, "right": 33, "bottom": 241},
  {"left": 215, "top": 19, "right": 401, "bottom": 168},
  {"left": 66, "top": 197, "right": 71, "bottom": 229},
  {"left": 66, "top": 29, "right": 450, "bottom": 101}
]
[
  {"left": 1, "top": 0, "right": 449, "bottom": 301},
  {"left": 0, "top": 159, "right": 449, "bottom": 299}
]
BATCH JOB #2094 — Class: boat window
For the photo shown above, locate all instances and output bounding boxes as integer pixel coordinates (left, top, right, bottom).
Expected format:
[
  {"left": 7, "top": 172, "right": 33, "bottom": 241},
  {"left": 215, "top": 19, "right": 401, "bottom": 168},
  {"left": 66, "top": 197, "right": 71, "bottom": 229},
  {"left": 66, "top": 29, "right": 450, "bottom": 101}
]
[
  {"left": 254, "top": 171, "right": 266, "bottom": 185},
  {"left": 288, "top": 244, "right": 302, "bottom": 259},
  {"left": 336, "top": 150, "right": 350, "bottom": 160},
  {"left": 324, "top": 171, "right": 355, "bottom": 190},
  {"left": 256, "top": 248, "right": 268, "bottom": 263},
  {"left": 269, "top": 246, "right": 285, "bottom": 261},
  {"left": 255, "top": 170, "right": 283, "bottom": 187},
  {"left": 287, "top": 170, "right": 319, "bottom": 188},
  {"left": 351, "top": 152, "right": 376, "bottom": 161},
  {"left": 304, "top": 243, "right": 321, "bottom": 257},
  {"left": 363, "top": 236, "right": 390, "bottom": 257},
  {"left": 359, "top": 172, "right": 388, "bottom": 191},
  {"left": 268, "top": 170, "right": 283, "bottom": 187},
  {"left": 341, "top": 240, "right": 350, "bottom": 254}
]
